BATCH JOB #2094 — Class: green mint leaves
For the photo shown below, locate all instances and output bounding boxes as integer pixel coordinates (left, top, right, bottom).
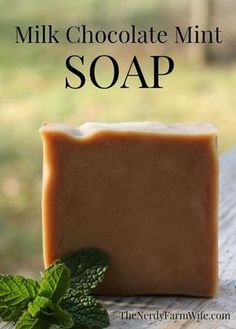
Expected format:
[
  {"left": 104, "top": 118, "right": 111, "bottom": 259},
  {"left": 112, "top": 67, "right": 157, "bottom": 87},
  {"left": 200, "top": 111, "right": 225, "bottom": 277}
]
[
  {"left": 1, "top": 263, "right": 73, "bottom": 329},
  {"left": 58, "top": 249, "right": 110, "bottom": 329},
  {"left": 38, "top": 263, "right": 70, "bottom": 303},
  {"left": 0, "top": 248, "right": 110, "bottom": 329},
  {"left": 58, "top": 249, "right": 110, "bottom": 294},
  {"left": 0, "top": 275, "right": 39, "bottom": 322},
  {"left": 16, "top": 310, "right": 50, "bottom": 329},
  {"left": 61, "top": 290, "right": 110, "bottom": 329}
]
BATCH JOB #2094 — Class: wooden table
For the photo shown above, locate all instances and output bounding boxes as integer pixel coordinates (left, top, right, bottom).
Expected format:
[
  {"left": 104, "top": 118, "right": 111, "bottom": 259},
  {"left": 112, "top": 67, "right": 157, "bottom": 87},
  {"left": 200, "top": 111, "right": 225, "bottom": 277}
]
[
  {"left": 100, "top": 147, "right": 236, "bottom": 328},
  {"left": 0, "top": 148, "right": 236, "bottom": 329}
]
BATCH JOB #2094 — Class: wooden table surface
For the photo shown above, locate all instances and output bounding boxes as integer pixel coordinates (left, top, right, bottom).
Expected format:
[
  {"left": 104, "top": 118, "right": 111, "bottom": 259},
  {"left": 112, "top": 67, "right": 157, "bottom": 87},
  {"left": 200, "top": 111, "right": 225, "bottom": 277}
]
[
  {"left": 100, "top": 147, "right": 236, "bottom": 329},
  {"left": 0, "top": 147, "right": 236, "bottom": 329}
]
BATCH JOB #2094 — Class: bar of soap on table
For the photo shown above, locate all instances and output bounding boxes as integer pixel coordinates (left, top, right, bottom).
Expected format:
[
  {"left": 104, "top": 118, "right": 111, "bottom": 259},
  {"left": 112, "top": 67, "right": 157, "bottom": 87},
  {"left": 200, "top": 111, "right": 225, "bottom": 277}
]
[{"left": 39, "top": 122, "right": 218, "bottom": 297}]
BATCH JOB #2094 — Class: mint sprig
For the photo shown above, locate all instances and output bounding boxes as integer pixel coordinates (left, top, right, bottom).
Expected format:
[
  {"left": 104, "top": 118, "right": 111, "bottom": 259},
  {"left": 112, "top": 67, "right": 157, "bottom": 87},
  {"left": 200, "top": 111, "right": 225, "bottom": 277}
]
[
  {"left": 58, "top": 249, "right": 110, "bottom": 329},
  {"left": 0, "top": 275, "right": 39, "bottom": 322},
  {"left": 0, "top": 248, "right": 110, "bottom": 329},
  {"left": 61, "top": 289, "right": 110, "bottom": 329},
  {"left": 38, "top": 263, "right": 70, "bottom": 303},
  {"left": 57, "top": 249, "right": 110, "bottom": 294},
  {"left": 16, "top": 311, "right": 50, "bottom": 329},
  {"left": 15, "top": 263, "right": 73, "bottom": 329}
]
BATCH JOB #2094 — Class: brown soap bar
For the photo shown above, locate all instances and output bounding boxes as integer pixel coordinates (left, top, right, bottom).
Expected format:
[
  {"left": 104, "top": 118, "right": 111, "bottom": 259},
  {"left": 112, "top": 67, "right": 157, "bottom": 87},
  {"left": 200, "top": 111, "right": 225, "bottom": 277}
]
[{"left": 40, "top": 122, "right": 218, "bottom": 297}]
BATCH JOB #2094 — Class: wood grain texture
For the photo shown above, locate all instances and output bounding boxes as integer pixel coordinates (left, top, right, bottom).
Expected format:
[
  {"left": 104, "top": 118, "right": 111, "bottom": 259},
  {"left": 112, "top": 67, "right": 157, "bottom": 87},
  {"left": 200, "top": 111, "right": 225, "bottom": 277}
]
[
  {"left": 0, "top": 148, "right": 235, "bottom": 329},
  {"left": 100, "top": 147, "right": 236, "bottom": 329}
]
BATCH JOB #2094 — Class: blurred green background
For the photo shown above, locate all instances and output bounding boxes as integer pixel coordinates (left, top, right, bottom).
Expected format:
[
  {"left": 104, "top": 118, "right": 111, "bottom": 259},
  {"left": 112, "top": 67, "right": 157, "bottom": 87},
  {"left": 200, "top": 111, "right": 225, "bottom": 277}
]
[{"left": 0, "top": 0, "right": 236, "bottom": 277}]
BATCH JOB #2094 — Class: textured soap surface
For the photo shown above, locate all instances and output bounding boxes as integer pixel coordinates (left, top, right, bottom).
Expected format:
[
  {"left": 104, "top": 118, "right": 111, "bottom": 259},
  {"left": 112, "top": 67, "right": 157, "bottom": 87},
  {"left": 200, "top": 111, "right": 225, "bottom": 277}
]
[{"left": 40, "top": 122, "right": 218, "bottom": 297}]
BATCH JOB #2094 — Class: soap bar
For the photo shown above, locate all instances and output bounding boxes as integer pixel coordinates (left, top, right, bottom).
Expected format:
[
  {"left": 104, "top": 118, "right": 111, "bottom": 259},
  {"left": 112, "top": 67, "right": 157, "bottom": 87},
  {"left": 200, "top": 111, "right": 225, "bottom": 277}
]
[{"left": 40, "top": 122, "right": 218, "bottom": 297}]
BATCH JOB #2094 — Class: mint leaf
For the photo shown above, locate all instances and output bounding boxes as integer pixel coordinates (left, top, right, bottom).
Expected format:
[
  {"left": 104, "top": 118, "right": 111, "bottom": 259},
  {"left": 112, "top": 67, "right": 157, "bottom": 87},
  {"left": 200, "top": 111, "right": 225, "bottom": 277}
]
[
  {"left": 0, "top": 275, "right": 39, "bottom": 321},
  {"left": 58, "top": 249, "right": 110, "bottom": 294},
  {"left": 0, "top": 306, "right": 22, "bottom": 322},
  {"left": 46, "top": 305, "right": 74, "bottom": 329},
  {"left": 39, "top": 263, "right": 70, "bottom": 303},
  {"left": 0, "top": 248, "right": 110, "bottom": 329},
  {"left": 28, "top": 296, "right": 53, "bottom": 318},
  {"left": 57, "top": 249, "right": 110, "bottom": 328},
  {"left": 15, "top": 311, "right": 50, "bottom": 329},
  {"left": 27, "top": 296, "right": 73, "bottom": 328},
  {"left": 61, "top": 290, "right": 110, "bottom": 329}
]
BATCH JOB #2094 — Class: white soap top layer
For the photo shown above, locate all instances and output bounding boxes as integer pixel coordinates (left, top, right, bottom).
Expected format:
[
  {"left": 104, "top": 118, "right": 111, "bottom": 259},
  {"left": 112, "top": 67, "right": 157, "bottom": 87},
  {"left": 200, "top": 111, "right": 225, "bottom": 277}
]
[{"left": 40, "top": 122, "right": 217, "bottom": 137}]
